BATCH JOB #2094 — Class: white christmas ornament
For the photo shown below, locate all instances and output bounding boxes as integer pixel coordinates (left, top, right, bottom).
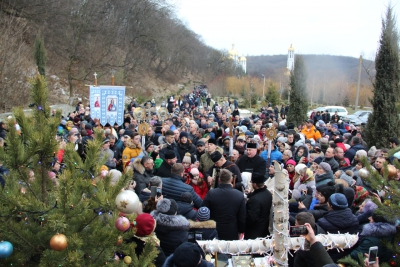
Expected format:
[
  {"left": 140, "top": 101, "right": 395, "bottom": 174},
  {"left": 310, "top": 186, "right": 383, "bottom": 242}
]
[{"left": 115, "top": 190, "right": 140, "bottom": 214}]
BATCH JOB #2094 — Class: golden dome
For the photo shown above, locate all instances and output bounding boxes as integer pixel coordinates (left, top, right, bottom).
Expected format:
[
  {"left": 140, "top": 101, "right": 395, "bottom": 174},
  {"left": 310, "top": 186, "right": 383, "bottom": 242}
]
[
  {"left": 228, "top": 43, "right": 238, "bottom": 56},
  {"left": 288, "top": 44, "right": 294, "bottom": 51},
  {"left": 239, "top": 54, "right": 246, "bottom": 61}
]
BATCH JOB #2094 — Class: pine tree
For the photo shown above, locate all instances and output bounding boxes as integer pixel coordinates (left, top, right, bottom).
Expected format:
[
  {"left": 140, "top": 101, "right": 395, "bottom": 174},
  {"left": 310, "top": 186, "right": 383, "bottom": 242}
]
[
  {"left": 287, "top": 55, "right": 308, "bottom": 126},
  {"left": 34, "top": 33, "right": 47, "bottom": 76},
  {"left": 265, "top": 81, "right": 280, "bottom": 107},
  {"left": 365, "top": 6, "right": 400, "bottom": 149},
  {"left": 0, "top": 74, "right": 158, "bottom": 266}
]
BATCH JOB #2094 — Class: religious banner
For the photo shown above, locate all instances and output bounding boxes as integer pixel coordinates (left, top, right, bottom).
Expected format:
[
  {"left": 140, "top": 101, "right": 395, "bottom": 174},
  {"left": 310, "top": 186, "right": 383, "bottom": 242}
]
[{"left": 90, "top": 86, "right": 125, "bottom": 126}]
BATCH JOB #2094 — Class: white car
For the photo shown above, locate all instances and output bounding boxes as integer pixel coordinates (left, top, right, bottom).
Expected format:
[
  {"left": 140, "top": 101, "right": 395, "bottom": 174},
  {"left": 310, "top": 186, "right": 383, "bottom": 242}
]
[{"left": 308, "top": 106, "right": 348, "bottom": 118}]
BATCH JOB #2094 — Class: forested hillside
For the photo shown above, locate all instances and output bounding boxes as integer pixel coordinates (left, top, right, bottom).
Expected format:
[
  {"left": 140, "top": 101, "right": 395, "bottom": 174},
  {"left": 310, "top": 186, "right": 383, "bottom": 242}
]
[{"left": 0, "top": 0, "right": 236, "bottom": 111}]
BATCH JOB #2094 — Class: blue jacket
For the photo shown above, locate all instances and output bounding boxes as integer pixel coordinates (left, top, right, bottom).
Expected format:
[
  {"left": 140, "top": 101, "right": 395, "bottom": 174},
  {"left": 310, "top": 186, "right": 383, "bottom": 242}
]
[
  {"left": 260, "top": 149, "right": 282, "bottom": 165},
  {"left": 162, "top": 174, "right": 202, "bottom": 209},
  {"left": 344, "top": 144, "right": 366, "bottom": 163}
]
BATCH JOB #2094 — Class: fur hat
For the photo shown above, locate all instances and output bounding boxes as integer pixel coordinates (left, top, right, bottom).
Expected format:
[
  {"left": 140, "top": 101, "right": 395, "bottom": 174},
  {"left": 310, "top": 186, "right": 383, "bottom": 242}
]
[
  {"left": 196, "top": 207, "right": 210, "bottom": 221},
  {"left": 318, "top": 162, "right": 331, "bottom": 173},
  {"left": 246, "top": 142, "right": 257, "bottom": 149},
  {"left": 182, "top": 152, "right": 192, "bottom": 164},
  {"left": 135, "top": 213, "right": 156, "bottom": 237},
  {"left": 277, "top": 136, "right": 287, "bottom": 143},
  {"left": 164, "top": 150, "right": 176, "bottom": 160},
  {"left": 210, "top": 151, "right": 223, "bottom": 163},
  {"left": 156, "top": 198, "right": 178, "bottom": 215},
  {"left": 328, "top": 193, "right": 348, "bottom": 210}
]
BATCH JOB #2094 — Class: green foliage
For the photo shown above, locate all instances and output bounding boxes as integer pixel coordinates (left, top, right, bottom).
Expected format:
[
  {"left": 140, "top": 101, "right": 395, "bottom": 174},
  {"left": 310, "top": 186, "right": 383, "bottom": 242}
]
[
  {"left": 34, "top": 33, "right": 46, "bottom": 76},
  {"left": 287, "top": 55, "right": 308, "bottom": 126},
  {"left": 265, "top": 82, "right": 280, "bottom": 106},
  {"left": 0, "top": 75, "right": 158, "bottom": 266},
  {"left": 365, "top": 6, "right": 400, "bottom": 149}
]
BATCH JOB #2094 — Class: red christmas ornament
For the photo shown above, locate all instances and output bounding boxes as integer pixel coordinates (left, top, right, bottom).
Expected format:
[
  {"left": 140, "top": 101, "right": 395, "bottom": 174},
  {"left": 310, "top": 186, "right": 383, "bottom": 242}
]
[{"left": 115, "top": 216, "right": 130, "bottom": 232}]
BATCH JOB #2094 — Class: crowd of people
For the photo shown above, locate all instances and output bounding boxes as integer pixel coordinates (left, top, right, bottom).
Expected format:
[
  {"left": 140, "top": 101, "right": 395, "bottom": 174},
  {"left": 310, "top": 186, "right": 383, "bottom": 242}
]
[{"left": 0, "top": 86, "right": 394, "bottom": 267}]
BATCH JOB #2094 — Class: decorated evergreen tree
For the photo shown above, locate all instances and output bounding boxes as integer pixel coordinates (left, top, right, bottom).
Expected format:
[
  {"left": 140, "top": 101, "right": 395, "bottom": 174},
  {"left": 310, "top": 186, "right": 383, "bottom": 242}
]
[
  {"left": 365, "top": 6, "right": 400, "bottom": 149},
  {"left": 0, "top": 74, "right": 158, "bottom": 266},
  {"left": 34, "top": 34, "right": 47, "bottom": 76},
  {"left": 287, "top": 55, "right": 308, "bottom": 126}
]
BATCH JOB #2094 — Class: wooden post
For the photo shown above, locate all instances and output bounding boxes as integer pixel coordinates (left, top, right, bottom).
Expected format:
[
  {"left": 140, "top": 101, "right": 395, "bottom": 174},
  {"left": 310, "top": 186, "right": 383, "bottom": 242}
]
[{"left": 273, "top": 161, "right": 289, "bottom": 266}]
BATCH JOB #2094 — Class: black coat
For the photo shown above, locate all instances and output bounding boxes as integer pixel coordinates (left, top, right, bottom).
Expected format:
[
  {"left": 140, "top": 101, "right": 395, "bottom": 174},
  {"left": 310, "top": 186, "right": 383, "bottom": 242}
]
[
  {"left": 156, "top": 161, "right": 172, "bottom": 178},
  {"left": 202, "top": 184, "right": 246, "bottom": 240},
  {"left": 236, "top": 154, "right": 267, "bottom": 176},
  {"left": 176, "top": 142, "right": 196, "bottom": 163},
  {"left": 150, "top": 211, "right": 190, "bottom": 257},
  {"left": 159, "top": 142, "right": 181, "bottom": 162},
  {"left": 317, "top": 208, "right": 359, "bottom": 234},
  {"left": 244, "top": 187, "right": 272, "bottom": 239},
  {"left": 132, "top": 158, "right": 154, "bottom": 195},
  {"left": 177, "top": 201, "right": 197, "bottom": 221}
]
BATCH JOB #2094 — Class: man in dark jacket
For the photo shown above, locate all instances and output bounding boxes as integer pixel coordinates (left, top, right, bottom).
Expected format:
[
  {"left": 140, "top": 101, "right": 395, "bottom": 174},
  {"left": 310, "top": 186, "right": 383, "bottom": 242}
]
[
  {"left": 156, "top": 150, "right": 177, "bottom": 178},
  {"left": 159, "top": 130, "right": 181, "bottom": 162},
  {"left": 162, "top": 163, "right": 202, "bottom": 209},
  {"left": 132, "top": 156, "right": 154, "bottom": 195},
  {"left": 205, "top": 151, "right": 242, "bottom": 190},
  {"left": 236, "top": 142, "right": 267, "bottom": 176},
  {"left": 344, "top": 136, "right": 366, "bottom": 163},
  {"left": 317, "top": 193, "right": 359, "bottom": 262},
  {"left": 244, "top": 173, "right": 272, "bottom": 239},
  {"left": 202, "top": 169, "right": 246, "bottom": 240}
]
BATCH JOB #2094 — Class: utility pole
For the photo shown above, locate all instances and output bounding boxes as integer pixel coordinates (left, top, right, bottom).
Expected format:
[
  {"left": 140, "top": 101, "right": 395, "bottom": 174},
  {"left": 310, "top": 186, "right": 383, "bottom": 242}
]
[
  {"left": 262, "top": 74, "right": 266, "bottom": 101},
  {"left": 355, "top": 55, "right": 362, "bottom": 111},
  {"left": 310, "top": 77, "right": 315, "bottom": 106}
]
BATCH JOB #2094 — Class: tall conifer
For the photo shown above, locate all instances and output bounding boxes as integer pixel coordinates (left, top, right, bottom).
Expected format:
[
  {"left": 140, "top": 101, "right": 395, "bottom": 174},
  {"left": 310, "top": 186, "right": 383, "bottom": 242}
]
[
  {"left": 365, "top": 6, "right": 400, "bottom": 148},
  {"left": 34, "top": 34, "right": 46, "bottom": 76},
  {"left": 287, "top": 55, "right": 308, "bottom": 126}
]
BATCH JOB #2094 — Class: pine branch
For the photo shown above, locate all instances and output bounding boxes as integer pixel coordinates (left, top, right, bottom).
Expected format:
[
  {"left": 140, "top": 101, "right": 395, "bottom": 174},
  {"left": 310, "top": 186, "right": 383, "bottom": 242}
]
[{"left": 7, "top": 224, "right": 36, "bottom": 250}]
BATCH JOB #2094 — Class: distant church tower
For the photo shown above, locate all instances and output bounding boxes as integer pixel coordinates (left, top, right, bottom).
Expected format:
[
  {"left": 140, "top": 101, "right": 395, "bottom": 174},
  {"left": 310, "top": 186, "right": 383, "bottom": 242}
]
[
  {"left": 287, "top": 44, "right": 295, "bottom": 71},
  {"left": 228, "top": 43, "right": 246, "bottom": 73}
]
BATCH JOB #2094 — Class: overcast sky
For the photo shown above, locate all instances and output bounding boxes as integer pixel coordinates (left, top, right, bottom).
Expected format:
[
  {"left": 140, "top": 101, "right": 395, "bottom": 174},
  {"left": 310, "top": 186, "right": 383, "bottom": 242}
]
[{"left": 173, "top": 0, "right": 400, "bottom": 59}]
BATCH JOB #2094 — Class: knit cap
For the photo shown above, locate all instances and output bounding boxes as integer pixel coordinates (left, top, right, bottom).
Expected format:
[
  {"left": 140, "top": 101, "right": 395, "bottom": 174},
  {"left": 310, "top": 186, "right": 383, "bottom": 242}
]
[
  {"left": 328, "top": 193, "right": 348, "bottom": 210},
  {"left": 173, "top": 242, "right": 203, "bottom": 267},
  {"left": 156, "top": 198, "right": 178, "bottom": 215},
  {"left": 182, "top": 152, "right": 192, "bottom": 164},
  {"left": 180, "top": 192, "right": 193, "bottom": 204},
  {"left": 135, "top": 213, "right": 156, "bottom": 237},
  {"left": 196, "top": 207, "right": 210, "bottom": 221},
  {"left": 318, "top": 162, "right": 331, "bottom": 173},
  {"left": 190, "top": 168, "right": 199, "bottom": 176}
]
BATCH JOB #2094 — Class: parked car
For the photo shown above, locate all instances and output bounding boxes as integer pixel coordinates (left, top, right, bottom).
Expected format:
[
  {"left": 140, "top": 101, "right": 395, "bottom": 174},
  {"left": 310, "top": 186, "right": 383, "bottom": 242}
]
[
  {"left": 342, "top": 110, "right": 372, "bottom": 125},
  {"left": 307, "top": 106, "right": 348, "bottom": 118}
]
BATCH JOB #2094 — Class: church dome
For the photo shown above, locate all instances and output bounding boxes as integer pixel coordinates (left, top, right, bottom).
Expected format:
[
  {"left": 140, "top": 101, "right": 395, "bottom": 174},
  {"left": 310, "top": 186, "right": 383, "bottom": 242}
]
[
  {"left": 288, "top": 44, "right": 294, "bottom": 51},
  {"left": 239, "top": 55, "right": 246, "bottom": 61},
  {"left": 228, "top": 43, "right": 238, "bottom": 57}
]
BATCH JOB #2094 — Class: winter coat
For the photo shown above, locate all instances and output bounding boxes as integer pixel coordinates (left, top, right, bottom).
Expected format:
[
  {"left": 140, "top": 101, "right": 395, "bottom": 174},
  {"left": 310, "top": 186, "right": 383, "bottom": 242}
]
[
  {"left": 150, "top": 210, "right": 190, "bottom": 257},
  {"left": 132, "top": 158, "right": 154, "bottom": 195},
  {"left": 317, "top": 208, "right": 359, "bottom": 262},
  {"left": 315, "top": 171, "right": 334, "bottom": 187},
  {"left": 162, "top": 174, "right": 203, "bottom": 209},
  {"left": 205, "top": 160, "right": 243, "bottom": 191},
  {"left": 162, "top": 255, "right": 214, "bottom": 267},
  {"left": 188, "top": 219, "right": 219, "bottom": 240},
  {"left": 202, "top": 184, "right": 246, "bottom": 240},
  {"left": 199, "top": 147, "right": 224, "bottom": 173},
  {"left": 350, "top": 222, "right": 396, "bottom": 262},
  {"left": 322, "top": 156, "right": 339, "bottom": 173},
  {"left": 344, "top": 144, "right": 367, "bottom": 163},
  {"left": 122, "top": 140, "right": 142, "bottom": 170},
  {"left": 145, "top": 133, "right": 160, "bottom": 146},
  {"left": 301, "top": 125, "right": 321, "bottom": 141},
  {"left": 260, "top": 148, "right": 283, "bottom": 166},
  {"left": 177, "top": 201, "right": 197, "bottom": 221},
  {"left": 185, "top": 172, "right": 209, "bottom": 199},
  {"left": 177, "top": 141, "right": 196, "bottom": 163},
  {"left": 317, "top": 208, "right": 359, "bottom": 234},
  {"left": 236, "top": 154, "right": 267, "bottom": 176},
  {"left": 156, "top": 160, "right": 173, "bottom": 178},
  {"left": 245, "top": 187, "right": 273, "bottom": 239},
  {"left": 159, "top": 142, "right": 181, "bottom": 163}
]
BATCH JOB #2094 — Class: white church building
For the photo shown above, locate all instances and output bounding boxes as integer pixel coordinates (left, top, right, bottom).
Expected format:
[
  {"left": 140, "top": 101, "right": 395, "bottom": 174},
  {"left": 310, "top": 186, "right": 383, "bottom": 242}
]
[
  {"left": 287, "top": 44, "right": 295, "bottom": 71},
  {"left": 228, "top": 43, "right": 246, "bottom": 73}
]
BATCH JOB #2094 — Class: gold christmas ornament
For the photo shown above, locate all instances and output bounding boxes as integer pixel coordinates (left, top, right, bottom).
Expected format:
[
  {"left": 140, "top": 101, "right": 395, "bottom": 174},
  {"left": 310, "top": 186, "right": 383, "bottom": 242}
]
[
  {"left": 50, "top": 233, "right": 68, "bottom": 251},
  {"left": 124, "top": 256, "right": 132, "bottom": 264}
]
